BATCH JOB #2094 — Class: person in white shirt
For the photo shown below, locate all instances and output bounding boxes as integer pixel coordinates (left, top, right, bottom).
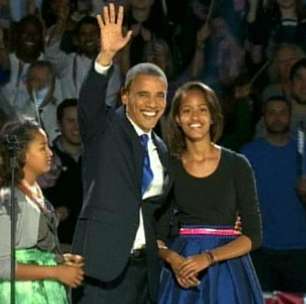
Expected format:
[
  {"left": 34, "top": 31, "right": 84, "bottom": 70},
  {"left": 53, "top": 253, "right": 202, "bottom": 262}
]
[{"left": 71, "top": 4, "right": 171, "bottom": 304}]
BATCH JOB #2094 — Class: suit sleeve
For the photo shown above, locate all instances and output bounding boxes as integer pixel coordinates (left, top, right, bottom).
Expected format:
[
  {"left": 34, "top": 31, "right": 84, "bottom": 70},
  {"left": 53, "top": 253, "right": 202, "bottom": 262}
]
[{"left": 78, "top": 65, "right": 114, "bottom": 142}]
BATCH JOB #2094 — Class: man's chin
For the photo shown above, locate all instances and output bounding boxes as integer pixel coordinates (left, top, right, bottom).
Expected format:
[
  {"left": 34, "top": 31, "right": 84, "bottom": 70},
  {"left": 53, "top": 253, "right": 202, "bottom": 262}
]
[{"left": 266, "top": 128, "right": 289, "bottom": 135}]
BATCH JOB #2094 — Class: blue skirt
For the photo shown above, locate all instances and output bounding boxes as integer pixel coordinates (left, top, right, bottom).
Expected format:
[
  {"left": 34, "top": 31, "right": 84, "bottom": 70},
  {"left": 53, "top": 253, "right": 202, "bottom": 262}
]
[{"left": 158, "top": 226, "right": 264, "bottom": 304}]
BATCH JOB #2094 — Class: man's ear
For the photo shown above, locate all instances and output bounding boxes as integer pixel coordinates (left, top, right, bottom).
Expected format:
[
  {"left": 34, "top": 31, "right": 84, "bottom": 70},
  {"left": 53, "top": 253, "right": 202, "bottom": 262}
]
[{"left": 121, "top": 88, "right": 128, "bottom": 105}]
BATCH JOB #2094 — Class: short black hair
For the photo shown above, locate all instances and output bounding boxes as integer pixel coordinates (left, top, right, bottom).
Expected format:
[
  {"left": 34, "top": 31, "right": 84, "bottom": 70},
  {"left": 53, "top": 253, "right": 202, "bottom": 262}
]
[
  {"left": 262, "top": 95, "right": 291, "bottom": 113},
  {"left": 57, "top": 99, "right": 78, "bottom": 122},
  {"left": 74, "top": 16, "right": 98, "bottom": 36}
]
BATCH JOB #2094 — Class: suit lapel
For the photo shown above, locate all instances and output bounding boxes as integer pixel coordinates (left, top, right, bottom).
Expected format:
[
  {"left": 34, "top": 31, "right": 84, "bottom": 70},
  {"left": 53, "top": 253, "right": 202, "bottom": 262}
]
[
  {"left": 152, "top": 133, "right": 172, "bottom": 198},
  {"left": 117, "top": 107, "right": 144, "bottom": 198}
]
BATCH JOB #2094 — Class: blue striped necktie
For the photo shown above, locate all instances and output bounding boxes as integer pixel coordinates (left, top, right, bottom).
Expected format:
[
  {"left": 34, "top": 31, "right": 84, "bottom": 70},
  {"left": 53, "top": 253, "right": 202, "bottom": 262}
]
[{"left": 139, "top": 134, "right": 154, "bottom": 195}]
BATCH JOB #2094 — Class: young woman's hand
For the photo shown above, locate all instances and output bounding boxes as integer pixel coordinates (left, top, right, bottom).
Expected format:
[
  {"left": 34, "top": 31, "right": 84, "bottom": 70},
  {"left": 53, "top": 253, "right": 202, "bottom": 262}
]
[
  {"left": 53, "top": 264, "right": 84, "bottom": 288},
  {"left": 178, "top": 253, "right": 212, "bottom": 279},
  {"left": 168, "top": 251, "right": 200, "bottom": 288}
]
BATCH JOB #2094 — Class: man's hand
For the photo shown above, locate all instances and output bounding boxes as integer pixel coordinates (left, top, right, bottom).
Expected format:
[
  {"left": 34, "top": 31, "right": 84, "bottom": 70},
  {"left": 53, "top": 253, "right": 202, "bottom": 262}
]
[{"left": 96, "top": 3, "right": 132, "bottom": 66}]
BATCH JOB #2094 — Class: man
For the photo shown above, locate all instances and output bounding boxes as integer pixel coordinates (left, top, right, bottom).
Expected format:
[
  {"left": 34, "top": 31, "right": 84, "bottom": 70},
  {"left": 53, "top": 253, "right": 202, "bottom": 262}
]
[
  {"left": 241, "top": 96, "right": 306, "bottom": 292},
  {"left": 256, "top": 54, "right": 306, "bottom": 138},
  {"left": 0, "top": 16, "right": 45, "bottom": 108},
  {"left": 288, "top": 57, "right": 306, "bottom": 132},
  {"left": 41, "top": 98, "right": 82, "bottom": 247},
  {"left": 72, "top": 4, "right": 171, "bottom": 304}
]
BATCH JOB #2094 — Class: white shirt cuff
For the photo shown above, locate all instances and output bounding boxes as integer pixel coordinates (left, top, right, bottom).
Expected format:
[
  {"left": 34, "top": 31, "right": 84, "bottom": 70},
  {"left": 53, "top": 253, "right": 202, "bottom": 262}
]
[{"left": 94, "top": 60, "right": 112, "bottom": 75}]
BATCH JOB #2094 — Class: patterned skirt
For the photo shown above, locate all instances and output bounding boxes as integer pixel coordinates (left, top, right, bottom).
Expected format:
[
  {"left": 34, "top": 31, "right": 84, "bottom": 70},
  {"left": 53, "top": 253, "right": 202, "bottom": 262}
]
[
  {"left": 158, "top": 225, "right": 264, "bottom": 304},
  {"left": 0, "top": 248, "right": 69, "bottom": 304}
]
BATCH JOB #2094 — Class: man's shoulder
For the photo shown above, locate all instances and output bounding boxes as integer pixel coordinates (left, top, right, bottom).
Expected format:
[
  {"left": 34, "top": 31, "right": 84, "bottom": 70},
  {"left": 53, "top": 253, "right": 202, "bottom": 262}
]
[
  {"left": 240, "top": 138, "right": 266, "bottom": 154},
  {"left": 152, "top": 132, "right": 167, "bottom": 152}
]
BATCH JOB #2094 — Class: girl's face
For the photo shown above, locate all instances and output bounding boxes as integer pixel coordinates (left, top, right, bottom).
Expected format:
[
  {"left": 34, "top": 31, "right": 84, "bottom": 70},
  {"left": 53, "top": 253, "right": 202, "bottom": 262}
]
[
  {"left": 176, "top": 89, "right": 213, "bottom": 142},
  {"left": 23, "top": 129, "right": 53, "bottom": 178}
]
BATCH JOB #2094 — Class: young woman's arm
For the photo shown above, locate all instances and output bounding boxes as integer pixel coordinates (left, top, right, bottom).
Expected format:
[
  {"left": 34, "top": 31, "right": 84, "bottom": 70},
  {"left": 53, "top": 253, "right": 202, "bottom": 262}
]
[{"left": 16, "top": 263, "right": 84, "bottom": 288}]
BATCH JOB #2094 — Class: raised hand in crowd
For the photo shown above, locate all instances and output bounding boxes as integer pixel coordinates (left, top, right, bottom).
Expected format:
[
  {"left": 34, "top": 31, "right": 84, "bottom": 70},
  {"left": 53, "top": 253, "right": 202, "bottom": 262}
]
[{"left": 96, "top": 3, "right": 132, "bottom": 66}]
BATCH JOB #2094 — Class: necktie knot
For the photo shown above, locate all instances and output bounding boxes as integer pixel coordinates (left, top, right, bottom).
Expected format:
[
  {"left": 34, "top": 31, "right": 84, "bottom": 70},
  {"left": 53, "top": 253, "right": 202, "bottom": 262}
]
[{"left": 139, "top": 134, "right": 149, "bottom": 147}]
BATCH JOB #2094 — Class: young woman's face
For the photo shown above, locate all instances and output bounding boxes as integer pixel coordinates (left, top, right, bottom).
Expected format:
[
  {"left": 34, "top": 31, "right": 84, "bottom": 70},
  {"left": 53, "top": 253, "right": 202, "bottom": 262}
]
[
  {"left": 24, "top": 129, "right": 53, "bottom": 177},
  {"left": 176, "top": 89, "right": 213, "bottom": 142}
]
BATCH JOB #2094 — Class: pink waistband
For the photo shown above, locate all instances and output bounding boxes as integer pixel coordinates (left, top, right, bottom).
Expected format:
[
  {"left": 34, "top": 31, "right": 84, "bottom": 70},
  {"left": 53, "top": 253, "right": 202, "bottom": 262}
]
[{"left": 179, "top": 227, "right": 241, "bottom": 236}]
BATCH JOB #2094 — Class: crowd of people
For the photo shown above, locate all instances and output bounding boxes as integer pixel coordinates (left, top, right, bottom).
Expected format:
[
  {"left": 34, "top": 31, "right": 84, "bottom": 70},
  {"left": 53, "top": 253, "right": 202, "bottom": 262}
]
[{"left": 1, "top": 0, "right": 306, "bottom": 303}]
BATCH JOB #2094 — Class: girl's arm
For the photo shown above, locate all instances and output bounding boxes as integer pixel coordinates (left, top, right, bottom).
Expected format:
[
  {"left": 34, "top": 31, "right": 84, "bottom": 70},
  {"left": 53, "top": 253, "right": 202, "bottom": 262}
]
[{"left": 16, "top": 263, "right": 84, "bottom": 288}]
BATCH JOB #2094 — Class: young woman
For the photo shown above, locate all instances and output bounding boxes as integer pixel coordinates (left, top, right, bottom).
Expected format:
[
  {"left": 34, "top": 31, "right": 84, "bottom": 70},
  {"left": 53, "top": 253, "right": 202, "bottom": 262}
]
[
  {"left": 0, "top": 119, "right": 84, "bottom": 303},
  {"left": 157, "top": 81, "right": 264, "bottom": 303}
]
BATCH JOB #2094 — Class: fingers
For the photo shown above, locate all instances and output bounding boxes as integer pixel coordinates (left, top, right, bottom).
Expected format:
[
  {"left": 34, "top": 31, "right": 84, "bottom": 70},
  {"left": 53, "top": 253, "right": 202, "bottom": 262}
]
[
  {"left": 177, "top": 276, "right": 191, "bottom": 289},
  {"left": 186, "top": 274, "right": 201, "bottom": 286},
  {"left": 99, "top": 3, "right": 123, "bottom": 26},
  {"left": 103, "top": 6, "right": 109, "bottom": 24},
  {"left": 71, "top": 268, "right": 85, "bottom": 288},
  {"left": 180, "top": 266, "right": 196, "bottom": 279},
  {"left": 124, "top": 30, "right": 133, "bottom": 45},
  {"left": 109, "top": 3, "right": 116, "bottom": 23},
  {"left": 177, "top": 275, "right": 200, "bottom": 289},
  {"left": 96, "top": 14, "right": 104, "bottom": 29},
  {"left": 64, "top": 254, "right": 85, "bottom": 268},
  {"left": 179, "top": 260, "right": 197, "bottom": 278},
  {"left": 117, "top": 6, "right": 124, "bottom": 26}
]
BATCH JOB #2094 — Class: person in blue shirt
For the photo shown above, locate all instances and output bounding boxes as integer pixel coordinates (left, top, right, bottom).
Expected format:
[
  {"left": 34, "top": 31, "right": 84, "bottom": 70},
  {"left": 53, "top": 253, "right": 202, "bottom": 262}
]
[{"left": 241, "top": 95, "right": 306, "bottom": 292}]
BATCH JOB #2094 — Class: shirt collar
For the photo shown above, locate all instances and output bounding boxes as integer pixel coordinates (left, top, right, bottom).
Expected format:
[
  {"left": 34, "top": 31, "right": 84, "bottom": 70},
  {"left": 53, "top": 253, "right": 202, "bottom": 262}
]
[{"left": 126, "top": 113, "right": 152, "bottom": 139}]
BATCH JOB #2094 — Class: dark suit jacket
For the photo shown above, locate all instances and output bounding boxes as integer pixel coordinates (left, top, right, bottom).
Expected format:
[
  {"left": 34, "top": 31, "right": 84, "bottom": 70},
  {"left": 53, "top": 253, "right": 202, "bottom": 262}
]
[{"left": 72, "top": 66, "right": 171, "bottom": 300}]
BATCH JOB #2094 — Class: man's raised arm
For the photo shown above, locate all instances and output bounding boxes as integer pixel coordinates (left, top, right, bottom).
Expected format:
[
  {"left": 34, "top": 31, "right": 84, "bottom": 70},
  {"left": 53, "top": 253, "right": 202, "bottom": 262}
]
[{"left": 78, "top": 3, "right": 132, "bottom": 140}]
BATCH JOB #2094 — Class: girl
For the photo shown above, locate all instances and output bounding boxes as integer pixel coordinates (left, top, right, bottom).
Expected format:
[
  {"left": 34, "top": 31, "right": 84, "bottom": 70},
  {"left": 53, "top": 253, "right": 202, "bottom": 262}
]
[
  {"left": 0, "top": 119, "right": 84, "bottom": 303},
  {"left": 158, "top": 81, "right": 264, "bottom": 303}
]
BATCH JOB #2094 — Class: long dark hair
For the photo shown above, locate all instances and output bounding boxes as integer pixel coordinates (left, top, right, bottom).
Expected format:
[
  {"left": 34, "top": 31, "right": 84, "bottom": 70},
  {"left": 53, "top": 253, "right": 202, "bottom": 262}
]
[
  {"left": 167, "top": 81, "right": 223, "bottom": 158},
  {"left": 0, "top": 119, "right": 41, "bottom": 188}
]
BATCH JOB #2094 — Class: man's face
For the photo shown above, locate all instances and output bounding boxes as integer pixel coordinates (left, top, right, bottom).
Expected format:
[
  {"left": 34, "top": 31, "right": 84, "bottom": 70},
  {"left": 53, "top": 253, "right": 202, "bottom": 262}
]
[
  {"left": 18, "top": 22, "right": 43, "bottom": 56},
  {"left": 263, "top": 100, "right": 291, "bottom": 134},
  {"left": 276, "top": 47, "right": 302, "bottom": 82},
  {"left": 190, "top": 0, "right": 209, "bottom": 21},
  {"left": 77, "top": 23, "right": 100, "bottom": 57},
  {"left": 129, "top": 0, "right": 154, "bottom": 9},
  {"left": 291, "top": 67, "right": 306, "bottom": 104},
  {"left": 59, "top": 106, "right": 81, "bottom": 145},
  {"left": 121, "top": 74, "right": 167, "bottom": 132}
]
